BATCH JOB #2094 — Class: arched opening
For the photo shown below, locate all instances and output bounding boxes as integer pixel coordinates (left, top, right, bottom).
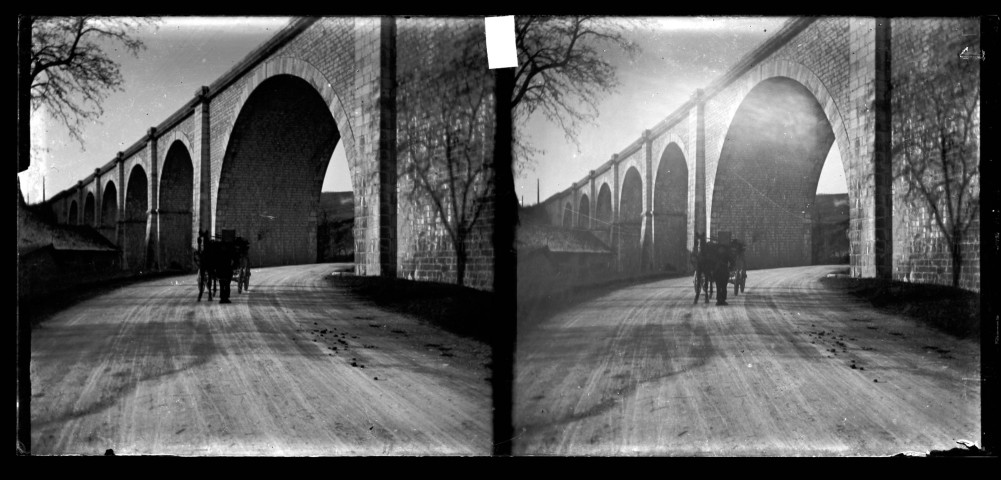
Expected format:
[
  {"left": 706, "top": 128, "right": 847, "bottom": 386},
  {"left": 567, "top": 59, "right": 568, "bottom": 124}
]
[
  {"left": 124, "top": 165, "right": 149, "bottom": 270},
  {"left": 83, "top": 193, "right": 95, "bottom": 227},
  {"left": 594, "top": 183, "right": 613, "bottom": 245},
  {"left": 100, "top": 181, "right": 118, "bottom": 243},
  {"left": 562, "top": 202, "right": 573, "bottom": 229},
  {"left": 811, "top": 142, "right": 850, "bottom": 265},
  {"left": 217, "top": 74, "right": 343, "bottom": 267},
  {"left": 711, "top": 77, "right": 837, "bottom": 270},
  {"left": 653, "top": 143, "right": 688, "bottom": 272},
  {"left": 68, "top": 200, "right": 78, "bottom": 225},
  {"left": 618, "top": 167, "right": 643, "bottom": 272},
  {"left": 316, "top": 144, "right": 354, "bottom": 264},
  {"left": 577, "top": 194, "right": 590, "bottom": 229},
  {"left": 158, "top": 141, "right": 194, "bottom": 271}
]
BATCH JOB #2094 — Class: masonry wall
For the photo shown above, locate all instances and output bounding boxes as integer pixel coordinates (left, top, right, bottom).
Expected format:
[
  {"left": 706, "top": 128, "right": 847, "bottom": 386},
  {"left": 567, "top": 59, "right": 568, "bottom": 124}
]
[
  {"left": 703, "top": 18, "right": 854, "bottom": 272},
  {"left": 890, "top": 18, "right": 980, "bottom": 291},
  {"left": 205, "top": 18, "right": 377, "bottom": 271},
  {"left": 395, "top": 17, "right": 495, "bottom": 290}
]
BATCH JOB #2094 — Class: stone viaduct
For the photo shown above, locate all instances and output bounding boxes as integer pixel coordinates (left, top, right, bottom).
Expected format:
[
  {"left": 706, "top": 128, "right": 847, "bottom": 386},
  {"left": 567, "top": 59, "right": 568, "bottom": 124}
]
[
  {"left": 539, "top": 17, "right": 980, "bottom": 291},
  {"left": 42, "top": 17, "right": 496, "bottom": 290}
]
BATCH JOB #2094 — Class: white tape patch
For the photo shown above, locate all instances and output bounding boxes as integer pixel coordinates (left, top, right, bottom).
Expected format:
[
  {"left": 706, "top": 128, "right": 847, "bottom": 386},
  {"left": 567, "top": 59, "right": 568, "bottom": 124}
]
[{"left": 485, "top": 16, "right": 517, "bottom": 69}]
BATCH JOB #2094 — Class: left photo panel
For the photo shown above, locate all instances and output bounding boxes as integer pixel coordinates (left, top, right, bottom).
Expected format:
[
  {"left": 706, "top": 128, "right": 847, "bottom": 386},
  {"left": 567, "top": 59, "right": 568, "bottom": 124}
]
[{"left": 17, "top": 16, "right": 504, "bottom": 456}]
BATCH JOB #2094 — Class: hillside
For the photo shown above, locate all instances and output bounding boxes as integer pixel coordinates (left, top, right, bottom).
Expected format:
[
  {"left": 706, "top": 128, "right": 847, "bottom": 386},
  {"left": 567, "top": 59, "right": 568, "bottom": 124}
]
[
  {"left": 319, "top": 191, "right": 354, "bottom": 222},
  {"left": 317, "top": 191, "right": 354, "bottom": 262},
  {"left": 17, "top": 192, "right": 117, "bottom": 255}
]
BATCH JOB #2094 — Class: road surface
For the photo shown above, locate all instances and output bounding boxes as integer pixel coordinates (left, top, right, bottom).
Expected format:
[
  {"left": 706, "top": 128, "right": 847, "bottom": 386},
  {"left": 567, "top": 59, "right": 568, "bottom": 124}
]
[
  {"left": 514, "top": 266, "right": 980, "bottom": 456},
  {"left": 30, "top": 264, "right": 491, "bottom": 456}
]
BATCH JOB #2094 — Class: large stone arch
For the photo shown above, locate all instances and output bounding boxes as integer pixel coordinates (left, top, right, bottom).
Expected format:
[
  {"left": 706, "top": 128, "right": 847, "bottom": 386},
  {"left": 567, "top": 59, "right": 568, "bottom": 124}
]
[
  {"left": 653, "top": 142, "right": 689, "bottom": 272},
  {"left": 618, "top": 166, "right": 644, "bottom": 272},
  {"left": 124, "top": 164, "right": 149, "bottom": 270},
  {"left": 218, "top": 56, "right": 357, "bottom": 193},
  {"left": 708, "top": 59, "right": 853, "bottom": 239},
  {"left": 216, "top": 72, "right": 344, "bottom": 267},
  {"left": 577, "top": 193, "right": 590, "bottom": 229},
  {"left": 710, "top": 74, "right": 841, "bottom": 270},
  {"left": 158, "top": 140, "right": 195, "bottom": 271}
]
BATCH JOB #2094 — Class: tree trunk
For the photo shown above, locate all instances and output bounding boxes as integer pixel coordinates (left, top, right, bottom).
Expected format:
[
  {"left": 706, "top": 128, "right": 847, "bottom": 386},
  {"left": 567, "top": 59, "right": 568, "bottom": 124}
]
[
  {"left": 951, "top": 236, "right": 963, "bottom": 288},
  {"left": 455, "top": 239, "right": 467, "bottom": 287}
]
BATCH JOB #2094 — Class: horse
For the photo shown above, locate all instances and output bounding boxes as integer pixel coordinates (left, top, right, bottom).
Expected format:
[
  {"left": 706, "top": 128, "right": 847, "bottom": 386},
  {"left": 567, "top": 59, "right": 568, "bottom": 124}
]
[
  {"left": 711, "top": 240, "right": 734, "bottom": 305},
  {"left": 235, "top": 237, "right": 251, "bottom": 294},
  {"left": 692, "top": 232, "right": 714, "bottom": 304},
  {"left": 729, "top": 239, "right": 747, "bottom": 296},
  {"left": 194, "top": 231, "right": 218, "bottom": 301}
]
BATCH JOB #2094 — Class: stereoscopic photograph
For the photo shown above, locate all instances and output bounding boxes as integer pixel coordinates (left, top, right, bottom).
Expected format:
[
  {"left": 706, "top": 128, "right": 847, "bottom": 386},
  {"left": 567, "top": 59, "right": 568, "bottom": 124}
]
[{"left": 16, "top": 15, "right": 990, "bottom": 457}]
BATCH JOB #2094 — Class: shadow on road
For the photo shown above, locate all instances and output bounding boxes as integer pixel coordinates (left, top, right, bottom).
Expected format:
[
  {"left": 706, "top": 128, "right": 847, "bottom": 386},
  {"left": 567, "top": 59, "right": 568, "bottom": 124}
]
[
  {"left": 517, "top": 312, "right": 714, "bottom": 437},
  {"left": 21, "top": 270, "right": 191, "bottom": 329},
  {"left": 819, "top": 268, "right": 980, "bottom": 340},
  {"left": 325, "top": 275, "right": 495, "bottom": 346},
  {"left": 518, "top": 272, "right": 687, "bottom": 334},
  {"left": 32, "top": 311, "right": 218, "bottom": 431}
]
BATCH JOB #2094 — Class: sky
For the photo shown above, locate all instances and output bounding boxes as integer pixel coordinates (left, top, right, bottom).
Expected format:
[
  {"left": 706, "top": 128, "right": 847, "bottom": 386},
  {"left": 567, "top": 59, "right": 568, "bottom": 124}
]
[
  {"left": 19, "top": 16, "right": 848, "bottom": 206},
  {"left": 20, "top": 16, "right": 352, "bottom": 205},
  {"left": 514, "top": 16, "right": 848, "bottom": 205}
]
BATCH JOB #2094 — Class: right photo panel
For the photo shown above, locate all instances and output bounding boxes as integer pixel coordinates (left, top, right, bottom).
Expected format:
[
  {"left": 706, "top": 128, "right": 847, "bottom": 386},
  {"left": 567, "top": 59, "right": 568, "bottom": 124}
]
[{"left": 513, "top": 16, "right": 983, "bottom": 456}]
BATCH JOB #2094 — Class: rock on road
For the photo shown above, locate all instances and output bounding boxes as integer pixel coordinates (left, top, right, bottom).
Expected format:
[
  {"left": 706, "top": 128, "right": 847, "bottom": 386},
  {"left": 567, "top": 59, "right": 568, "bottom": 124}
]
[
  {"left": 514, "top": 265, "right": 980, "bottom": 456},
  {"left": 30, "top": 264, "right": 491, "bottom": 456}
]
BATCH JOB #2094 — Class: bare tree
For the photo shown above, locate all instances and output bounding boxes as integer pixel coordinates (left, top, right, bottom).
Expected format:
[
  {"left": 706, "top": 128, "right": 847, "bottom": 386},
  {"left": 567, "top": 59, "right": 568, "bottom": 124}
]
[
  {"left": 27, "top": 16, "right": 157, "bottom": 145},
  {"left": 512, "top": 16, "right": 640, "bottom": 169},
  {"left": 891, "top": 26, "right": 980, "bottom": 288},
  {"left": 399, "top": 37, "right": 494, "bottom": 287}
]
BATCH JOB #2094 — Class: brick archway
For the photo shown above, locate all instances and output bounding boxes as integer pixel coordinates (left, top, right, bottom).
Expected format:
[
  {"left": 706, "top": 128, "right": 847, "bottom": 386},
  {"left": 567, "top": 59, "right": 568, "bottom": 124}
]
[
  {"left": 124, "top": 164, "right": 149, "bottom": 270},
  {"left": 577, "top": 193, "right": 590, "bottom": 229},
  {"left": 653, "top": 142, "right": 689, "bottom": 272},
  {"left": 710, "top": 74, "right": 840, "bottom": 270},
  {"left": 83, "top": 193, "right": 95, "bottom": 227},
  {"left": 224, "top": 57, "right": 356, "bottom": 177},
  {"left": 708, "top": 59, "right": 852, "bottom": 232},
  {"left": 618, "top": 167, "right": 644, "bottom": 272},
  {"left": 562, "top": 202, "right": 573, "bottom": 229},
  {"left": 216, "top": 73, "right": 344, "bottom": 267},
  {"left": 158, "top": 140, "right": 194, "bottom": 271},
  {"left": 100, "top": 180, "right": 118, "bottom": 243}
]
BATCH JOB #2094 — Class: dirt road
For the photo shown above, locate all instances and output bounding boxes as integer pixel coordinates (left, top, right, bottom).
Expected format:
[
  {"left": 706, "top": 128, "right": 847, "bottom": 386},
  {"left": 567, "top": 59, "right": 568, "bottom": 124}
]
[
  {"left": 514, "top": 266, "right": 980, "bottom": 456},
  {"left": 30, "top": 264, "right": 491, "bottom": 456}
]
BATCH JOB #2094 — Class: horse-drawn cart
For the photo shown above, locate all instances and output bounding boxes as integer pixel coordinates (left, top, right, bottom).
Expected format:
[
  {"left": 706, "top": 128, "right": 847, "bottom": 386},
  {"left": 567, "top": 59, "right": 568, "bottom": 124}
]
[{"left": 194, "top": 229, "right": 250, "bottom": 303}]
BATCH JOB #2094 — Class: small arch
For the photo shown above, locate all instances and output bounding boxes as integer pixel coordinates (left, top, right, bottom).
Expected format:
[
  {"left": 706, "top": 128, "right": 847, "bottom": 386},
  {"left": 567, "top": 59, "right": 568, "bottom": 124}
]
[
  {"left": 124, "top": 164, "right": 149, "bottom": 270},
  {"left": 68, "top": 200, "right": 79, "bottom": 225},
  {"left": 83, "top": 192, "right": 96, "bottom": 227},
  {"left": 618, "top": 167, "right": 644, "bottom": 272},
  {"left": 577, "top": 193, "right": 590, "bottom": 229},
  {"left": 158, "top": 140, "right": 194, "bottom": 271},
  {"left": 653, "top": 142, "right": 689, "bottom": 272},
  {"left": 102, "top": 180, "right": 118, "bottom": 228}
]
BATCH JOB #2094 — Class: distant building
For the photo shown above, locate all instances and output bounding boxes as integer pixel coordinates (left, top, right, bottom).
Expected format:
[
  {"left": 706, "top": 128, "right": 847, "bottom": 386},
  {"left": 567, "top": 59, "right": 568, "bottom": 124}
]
[
  {"left": 18, "top": 197, "right": 120, "bottom": 301},
  {"left": 516, "top": 213, "right": 613, "bottom": 303},
  {"left": 316, "top": 191, "right": 354, "bottom": 262},
  {"left": 811, "top": 193, "right": 850, "bottom": 264}
]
